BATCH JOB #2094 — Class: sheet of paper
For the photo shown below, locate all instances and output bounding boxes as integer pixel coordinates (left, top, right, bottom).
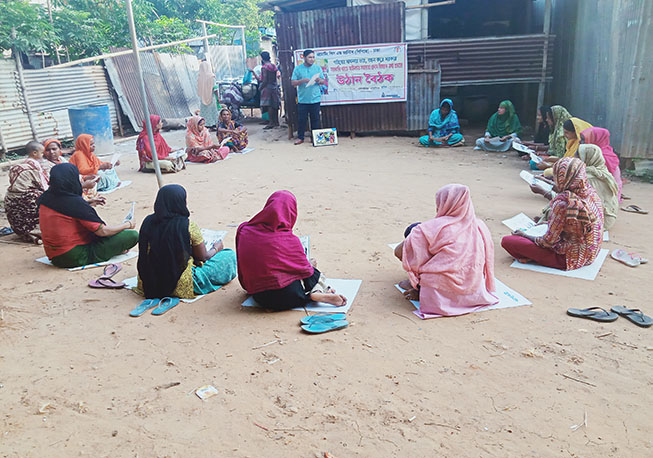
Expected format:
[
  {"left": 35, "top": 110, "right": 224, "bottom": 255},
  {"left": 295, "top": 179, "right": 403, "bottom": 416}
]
[
  {"left": 98, "top": 180, "right": 132, "bottom": 195},
  {"left": 388, "top": 242, "right": 400, "bottom": 250},
  {"left": 110, "top": 153, "right": 121, "bottom": 166},
  {"left": 123, "top": 202, "right": 135, "bottom": 223},
  {"left": 603, "top": 231, "right": 609, "bottom": 242},
  {"left": 502, "top": 212, "right": 537, "bottom": 232},
  {"left": 169, "top": 150, "right": 186, "bottom": 159},
  {"left": 524, "top": 224, "right": 548, "bottom": 237},
  {"left": 219, "top": 137, "right": 232, "bottom": 147},
  {"left": 36, "top": 251, "right": 138, "bottom": 271},
  {"left": 395, "top": 278, "right": 531, "bottom": 319},
  {"left": 509, "top": 248, "right": 609, "bottom": 281},
  {"left": 201, "top": 229, "right": 227, "bottom": 250},
  {"left": 529, "top": 152, "right": 543, "bottom": 163},
  {"left": 512, "top": 142, "right": 533, "bottom": 154},
  {"left": 305, "top": 73, "right": 319, "bottom": 87},
  {"left": 123, "top": 276, "right": 206, "bottom": 303},
  {"left": 242, "top": 278, "right": 361, "bottom": 313},
  {"left": 520, "top": 170, "right": 553, "bottom": 192},
  {"left": 299, "top": 235, "right": 310, "bottom": 260}
]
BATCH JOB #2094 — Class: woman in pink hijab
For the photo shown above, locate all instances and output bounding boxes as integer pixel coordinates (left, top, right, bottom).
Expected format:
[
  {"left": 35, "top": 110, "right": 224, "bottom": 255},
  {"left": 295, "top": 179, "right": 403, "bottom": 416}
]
[
  {"left": 394, "top": 184, "right": 498, "bottom": 317},
  {"left": 236, "top": 190, "right": 347, "bottom": 310},
  {"left": 580, "top": 127, "right": 623, "bottom": 200}
]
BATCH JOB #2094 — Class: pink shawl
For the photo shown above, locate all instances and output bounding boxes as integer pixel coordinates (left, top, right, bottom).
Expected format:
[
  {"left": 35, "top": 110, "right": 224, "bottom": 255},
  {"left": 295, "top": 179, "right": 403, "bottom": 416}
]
[
  {"left": 402, "top": 184, "right": 497, "bottom": 317},
  {"left": 236, "top": 190, "right": 314, "bottom": 294},
  {"left": 581, "top": 127, "right": 622, "bottom": 200}
]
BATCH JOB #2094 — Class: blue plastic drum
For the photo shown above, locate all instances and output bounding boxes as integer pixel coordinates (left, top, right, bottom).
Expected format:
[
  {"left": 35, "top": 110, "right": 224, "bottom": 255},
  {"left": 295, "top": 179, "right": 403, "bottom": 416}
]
[{"left": 68, "top": 104, "right": 114, "bottom": 155}]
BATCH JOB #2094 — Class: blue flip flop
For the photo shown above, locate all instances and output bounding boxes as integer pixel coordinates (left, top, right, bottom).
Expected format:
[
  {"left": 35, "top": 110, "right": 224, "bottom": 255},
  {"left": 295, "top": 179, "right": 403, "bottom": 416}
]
[
  {"left": 151, "top": 297, "right": 180, "bottom": 316},
  {"left": 129, "top": 299, "right": 160, "bottom": 317},
  {"left": 300, "top": 313, "right": 347, "bottom": 325},
  {"left": 301, "top": 319, "right": 349, "bottom": 334}
]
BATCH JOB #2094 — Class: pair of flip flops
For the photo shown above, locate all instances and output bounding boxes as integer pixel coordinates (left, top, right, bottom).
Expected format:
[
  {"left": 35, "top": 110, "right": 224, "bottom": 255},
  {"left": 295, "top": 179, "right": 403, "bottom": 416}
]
[
  {"left": 88, "top": 263, "right": 125, "bottom": 288},
  {"left": 621, "top": 205, "right": 648, "bottom": 214},
  {"left": 300, "top": 313, "right": 349, "bottom": 334},
  {"left": 611, "top": 249, "right": 648, "bottom": 267},
  {"left": 129, "top": 297, "right": 180, "bottom": 317},
  {"left": 567, "top": 306, "right": 652, "bottom": 327}
]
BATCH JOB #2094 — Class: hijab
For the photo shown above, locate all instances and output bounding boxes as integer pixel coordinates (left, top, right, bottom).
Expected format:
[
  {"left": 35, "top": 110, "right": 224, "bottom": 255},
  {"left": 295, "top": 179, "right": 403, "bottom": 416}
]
[
  {"left": 564, "top": 117, "right": 593, "bottom": 158},
  {"left": 581, "top": 127, "right": 619, "bottom": 175},
  {"left": 486, "top": 100, "right": 521, "bottom": 137},
  {"left": 547, "top": 105, "right": 572, "bottom": 157},
  {"left": 185, "top": 116, "right": 212, "bottom": 148},
  {"left": 138, "top": 185, "right": 192, "bottom": 299},
  {"left": 578, "top": 144, "right": 619, "bottom": 228},
  {"left": 236, "top": 190, "right": 314, "bottom": 294},
  {"left": 552, "top": 158, "right": 598, "bottom": 225},
  {"left": 198, "top": 61, "right": 215, "bottom": 106},
  {"left": 136, "top": 115, "right": 172, "bottom": 169},
  {"left": 69, "top": 134, "right": 101, "bottom": 175},
  {"left": 37, "top": 163, "right": 104, "bottom": 224},
  {"left": 8, "top": 158, "right": 49, "bottom": 193},
  {"left": 428, "top": 99, "right": 460, "bottom": 134}
]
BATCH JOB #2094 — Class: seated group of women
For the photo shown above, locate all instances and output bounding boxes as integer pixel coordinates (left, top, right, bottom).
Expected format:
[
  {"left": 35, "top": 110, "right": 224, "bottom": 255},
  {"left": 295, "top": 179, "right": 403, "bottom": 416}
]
[
  {"left": 394, "top": 160, "right": 605, "bottom": 317},
  {"left": 136, "top": 111, "right": 248, "bottom": 170},
  {"left": 4, "top": 136, "right": 120, "bottom": 243}
]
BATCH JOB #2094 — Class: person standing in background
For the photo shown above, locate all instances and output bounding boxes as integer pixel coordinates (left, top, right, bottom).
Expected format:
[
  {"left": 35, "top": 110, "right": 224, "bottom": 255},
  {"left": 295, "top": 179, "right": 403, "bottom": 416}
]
[
  {"left": 291, "top": 49, "right": 324, "bottom": 145},
  {"left": 198, "top": 60, "right": 220, "bottom": 129}
]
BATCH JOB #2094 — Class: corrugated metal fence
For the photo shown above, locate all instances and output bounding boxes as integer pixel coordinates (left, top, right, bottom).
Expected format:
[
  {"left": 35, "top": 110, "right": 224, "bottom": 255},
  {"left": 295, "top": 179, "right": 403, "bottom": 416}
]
[
  {"left": 276, "top": 2, "right": 407, "bottom": 133},
  {"left": 551, "top": 0, "right": 652, "bottom": 158},
  {"left": 0, "top": 60, "right": 117, "bottom": 151}
]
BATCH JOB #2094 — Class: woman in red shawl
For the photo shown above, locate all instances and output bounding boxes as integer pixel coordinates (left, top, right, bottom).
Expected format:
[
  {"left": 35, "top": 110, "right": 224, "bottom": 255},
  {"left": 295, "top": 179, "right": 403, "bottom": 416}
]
[
  {"left": 236, "top": 190, "right": 347, "bottom": 310},
  {"left": 580, "top": 127, "right": 623, "bottom": 200},
  {"left": 136, "top": 115, "right": 186, "bottom": 173},
  {"left": 185, "top": 116, "right": 228, "bottom": 163}
]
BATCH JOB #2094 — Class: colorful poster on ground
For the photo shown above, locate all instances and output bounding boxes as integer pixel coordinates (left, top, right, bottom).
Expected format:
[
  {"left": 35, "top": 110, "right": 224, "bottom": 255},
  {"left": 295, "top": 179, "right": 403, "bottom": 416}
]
[{"left": 293, "top": 43, "right": 407, "bottom": 106}]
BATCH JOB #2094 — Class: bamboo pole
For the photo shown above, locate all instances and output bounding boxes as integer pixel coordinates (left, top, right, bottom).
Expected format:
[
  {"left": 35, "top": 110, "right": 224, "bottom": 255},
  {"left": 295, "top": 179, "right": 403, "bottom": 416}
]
[
  {"left": 12, "top": 29, "right": 38, "bottom": 141},
  {"left": 125, "top": 0, "right": 163, "bottom": 189},
  {"left": 536, "top": 0, "right": 552, "bottom": 125},
  {"left": 47, "top": 34, "right": 217, "bottom": 69},
  {"left": 406, "top": 0, "right": 455, "bottom": 9}
]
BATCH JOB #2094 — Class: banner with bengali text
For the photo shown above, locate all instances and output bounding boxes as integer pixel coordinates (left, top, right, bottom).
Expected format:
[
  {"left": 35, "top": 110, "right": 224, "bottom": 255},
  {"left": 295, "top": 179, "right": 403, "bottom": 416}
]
[{"left": 293, "top": 43, "right": 407, "bottom": 106}]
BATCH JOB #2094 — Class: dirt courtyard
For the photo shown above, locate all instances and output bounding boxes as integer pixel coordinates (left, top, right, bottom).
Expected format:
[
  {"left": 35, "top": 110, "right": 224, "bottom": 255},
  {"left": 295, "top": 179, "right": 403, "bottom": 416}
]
[{"left": 0, "top": 121, "right": 651, "bottom": 457}]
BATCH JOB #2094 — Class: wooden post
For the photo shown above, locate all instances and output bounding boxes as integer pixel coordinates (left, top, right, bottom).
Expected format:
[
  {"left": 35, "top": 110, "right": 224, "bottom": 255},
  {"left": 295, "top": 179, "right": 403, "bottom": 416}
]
[
  {"left": 536, "top": 0, "right": 552, "bottom": 125},
  {"left": 202, "top": 21, "right": 212, "bottom": 68}
]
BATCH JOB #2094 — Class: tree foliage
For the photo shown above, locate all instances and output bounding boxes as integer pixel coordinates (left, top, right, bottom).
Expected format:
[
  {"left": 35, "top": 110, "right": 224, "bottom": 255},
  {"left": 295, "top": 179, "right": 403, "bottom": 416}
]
[{"left": 0, "top": 0, "right": 272, "bottom": 60}]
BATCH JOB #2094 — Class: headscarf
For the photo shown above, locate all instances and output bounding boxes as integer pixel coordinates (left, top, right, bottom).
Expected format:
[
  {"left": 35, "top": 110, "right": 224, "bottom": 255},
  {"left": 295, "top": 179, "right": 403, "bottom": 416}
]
[
  {"left": 581, "top": 127, "right": 619, "bottom": 176},
  {"left": 185, "top": 116, "right": 212, "bottom": 148},
  {"left": 198, "top": 61, "right": 215, "bottom": 106},
  {"left": 564, "top": 117, "right": 593, "bottom": 158},
  {"left": 69, "top": 134, "right": 101, "bottom": 175},
  {"left": 401, "top": 185, "right": 496, "bottom": 316},
  {"left": 8, "top": 158, "right": 49, "bottom": 193},
  {"left": 427, "top": 99, "right": 460, "bottom": 136},
  {"left": 37, "top": 163, "right": 104, "bottom": 224},
  {"left": 236, "top": 190, "right": 314, "bottom": 294},
  {"left": 486, "top": 100, "right": 521, "bottom": 137},
  {"left": 551, "top": 158, "right": 597, "bottom": 225},
  {"left": 547, "top": 105, "right": 572, "bottom": 157},
  {"left": 578, "top": 144, "right": 619, "bottom": 228},
  {"left": 138, "top": 185, "right": 192, "bottom": 299},
  {"left": 43, "top": 139, "right": 67, "bottom": 165},
  {"left": 136, "top": 115, "right": 172, "bottom": 170}
]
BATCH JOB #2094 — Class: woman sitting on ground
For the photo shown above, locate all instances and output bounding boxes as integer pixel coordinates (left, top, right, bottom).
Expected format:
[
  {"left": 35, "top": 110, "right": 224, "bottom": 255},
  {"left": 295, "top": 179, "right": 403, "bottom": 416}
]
[
  {"left": 532, "top": 145, "right": 619, "bottom": 229},
  {"left": 537, "top": 115, "right": 593, "bottom": 172},
  {"left": 393, "top": 184, "right": 497, "bottom": 317},
  {"left": 519, "top": 106, "right": 551, "bottom": 152},
  {"left": 580, "top": 127, "right": 622, "bottom": 200},
  {"left": 43, "top": 138, "right": 69, "bottom": 165},
  {"left": 136, "top": 115, "right": 186, "bottom": 173},
  {"left": 38, "top": 163, "right": 137, "bottom": 268},
  {"left": 4, "top": 141, "right": 49, "bottom": 243},
  {"left": 217, "top": 108, "right": 249, "bottom": 152},
  {"left": 137, "top": 184, "right": 237, "bottom": 299},
  {"left": 474, "top": 100, "right": 522, "bottom": 152},
  {"left": 69, "top": 134, "right": 121, "bottom": 192},
  {"left": 185, "top": 116, "right": 228, "bottom": 163},
  {"left": 418, "top": 98, "right": 464, "bottom": 147},
  {"left": 236, "top": 190, "right": 347, "bottom": 310},
  {"left": 503, "top": 157, "right": 603, "bottom": 270}
]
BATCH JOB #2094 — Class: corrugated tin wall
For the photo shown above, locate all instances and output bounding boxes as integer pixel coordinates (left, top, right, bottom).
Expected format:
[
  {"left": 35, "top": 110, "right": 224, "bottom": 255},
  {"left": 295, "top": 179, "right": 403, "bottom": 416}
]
[
  {"left": 0, "top": 60, "right": 117, "bottom": 151},
  {"left": 407, "top": 60, "right": 440, "bottom": 131},
  {"left": 551, "top": 0, "right": 652, "bottom": 158},
  {"left": 209, "top": 46, "right": 247, "bottom": 81},
  {"left": 276, "top": 2, "right": 407, "bottom": 133}
]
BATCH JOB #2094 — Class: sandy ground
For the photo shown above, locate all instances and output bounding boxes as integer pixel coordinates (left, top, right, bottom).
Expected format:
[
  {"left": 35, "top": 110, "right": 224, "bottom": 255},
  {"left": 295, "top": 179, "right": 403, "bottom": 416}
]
[{"left": 0, "top": 121, "right": 652, "bottom": 458}]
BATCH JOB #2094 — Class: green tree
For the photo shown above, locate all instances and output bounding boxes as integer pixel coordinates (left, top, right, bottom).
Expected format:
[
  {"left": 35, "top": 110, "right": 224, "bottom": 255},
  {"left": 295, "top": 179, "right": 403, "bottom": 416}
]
[{"left": 0, "top": 1, "right": 55, "bottom": 53}]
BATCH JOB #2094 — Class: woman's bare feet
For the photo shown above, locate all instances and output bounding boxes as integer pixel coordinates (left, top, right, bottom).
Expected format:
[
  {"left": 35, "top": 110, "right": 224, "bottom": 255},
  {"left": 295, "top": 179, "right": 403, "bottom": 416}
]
[
  {"left": 403, "top": 288, "right": 419, "bottom": 301},
  {"left": 310, "top": 292, "right": 347, "bottom": 306},
  {"left": 516, "top": 257, "right": 531, "bottom": 264},
  {"left": 398, "top": 279, "right": 412, "bottom": 290},
  {"left": 310, "top": 258, "right": 318, "bottom": 268}
]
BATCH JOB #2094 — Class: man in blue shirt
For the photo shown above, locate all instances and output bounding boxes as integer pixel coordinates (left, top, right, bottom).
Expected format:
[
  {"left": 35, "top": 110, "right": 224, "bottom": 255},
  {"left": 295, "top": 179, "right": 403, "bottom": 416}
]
[{"left": 291, "top": 49, "right": 325, "bottom": 145}]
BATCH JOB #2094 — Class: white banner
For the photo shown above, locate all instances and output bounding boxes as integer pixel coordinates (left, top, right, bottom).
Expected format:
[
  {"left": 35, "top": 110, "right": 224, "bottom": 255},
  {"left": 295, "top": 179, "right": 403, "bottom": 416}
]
[{"left": 294, "top": 43, "right": 407, "bottom": 106}]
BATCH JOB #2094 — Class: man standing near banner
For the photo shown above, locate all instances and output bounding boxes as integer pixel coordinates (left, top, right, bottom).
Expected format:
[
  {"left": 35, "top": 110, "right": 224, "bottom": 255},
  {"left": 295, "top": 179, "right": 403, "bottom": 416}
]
[{"left": 291, "top": 49, "right": 325, "bottom": 145}]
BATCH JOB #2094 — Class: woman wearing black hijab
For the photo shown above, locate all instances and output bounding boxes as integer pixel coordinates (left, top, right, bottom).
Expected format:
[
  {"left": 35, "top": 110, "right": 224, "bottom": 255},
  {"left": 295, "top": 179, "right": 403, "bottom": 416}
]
[
  {"left": 38, "top": 163, "right": 138, "bottom": 268},
  {"left": 137, "top": 184, "right": 237, "bottom": 299}
]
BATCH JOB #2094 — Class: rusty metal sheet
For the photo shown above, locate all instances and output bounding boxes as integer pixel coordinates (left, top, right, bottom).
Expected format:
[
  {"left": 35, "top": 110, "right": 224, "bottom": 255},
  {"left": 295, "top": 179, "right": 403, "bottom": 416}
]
[
  {"left": 407, "top": 60, "right": 441, "bottom": 131},
  {"left": 276, "top": 2, "right": 407, "bottom": 133}
]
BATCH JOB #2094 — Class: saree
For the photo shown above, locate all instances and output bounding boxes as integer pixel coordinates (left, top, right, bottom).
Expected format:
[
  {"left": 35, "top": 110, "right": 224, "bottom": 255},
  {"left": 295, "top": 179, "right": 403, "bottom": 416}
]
[
  {"left": 581, "top": 127, "right": 622, "bottom": 199},
  {"left": 401, "top": 184, "right": 497, "bottom": 317},
  {"left": 217, "top": 119, "right": 249, "bottom": 151},
  {"left": 578, "top": 144, "right": 619, "bottom": 229},
  {"left": 69, "top": 134, "right": 120, "bottom": 192},
  {"left": 260, "top": 62, "right": 281, "bottom": 108},
  {"left": 4, "top": 158, "right": 49, "bottom": 236},
  {"left": 185, "top": 116, "right": 228, "bottom": 163},
  {"left": 564, "top": 117, "right": 593, "bottom": 158},
  {"left": 427, "top": 99, "right": 461, "bottom": 137},
  {"left": 547, "top": 105, "right": 572, "bottom": 157}
]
